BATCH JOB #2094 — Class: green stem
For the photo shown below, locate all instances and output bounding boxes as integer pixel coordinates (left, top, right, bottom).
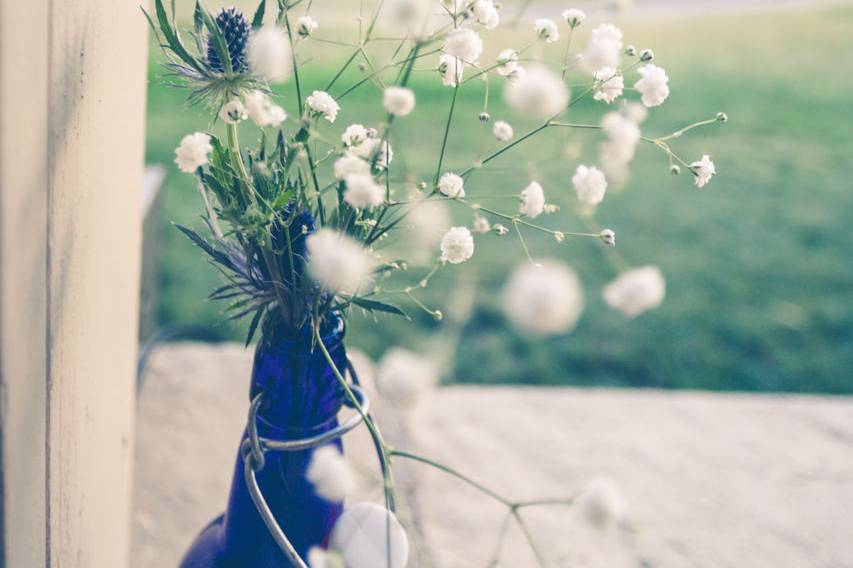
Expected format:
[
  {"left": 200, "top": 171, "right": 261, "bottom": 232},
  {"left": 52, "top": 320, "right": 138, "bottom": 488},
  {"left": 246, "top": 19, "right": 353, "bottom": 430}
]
[
  {"left": 434, "top": 83, "right": 460, "bottom": 184},
  {"left": 390, "top": 449, "right": 513, "bottom": 507},
  {"left": 313, "top": 324, "right": 397, "bottom": 511}
]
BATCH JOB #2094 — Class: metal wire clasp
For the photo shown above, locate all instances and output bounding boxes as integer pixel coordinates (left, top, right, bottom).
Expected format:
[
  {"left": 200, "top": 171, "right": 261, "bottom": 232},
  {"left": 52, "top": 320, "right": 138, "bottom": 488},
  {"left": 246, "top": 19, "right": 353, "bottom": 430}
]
[{"left": 239, "top": 383, "right": 370, "bottom": 568}]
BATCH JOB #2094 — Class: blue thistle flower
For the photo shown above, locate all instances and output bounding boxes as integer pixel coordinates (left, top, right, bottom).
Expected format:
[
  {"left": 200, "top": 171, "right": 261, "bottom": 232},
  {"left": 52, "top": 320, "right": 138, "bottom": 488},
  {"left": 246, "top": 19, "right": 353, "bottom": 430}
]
[{"left": 207, "top": 7, "right": 251, "bottom": 74}]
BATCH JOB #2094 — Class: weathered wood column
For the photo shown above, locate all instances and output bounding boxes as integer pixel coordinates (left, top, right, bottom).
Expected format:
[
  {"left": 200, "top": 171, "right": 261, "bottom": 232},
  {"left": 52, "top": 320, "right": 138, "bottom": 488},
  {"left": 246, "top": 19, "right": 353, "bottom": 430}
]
[{"left": 0, "top": 1, "right": 149, "bottom": 566}]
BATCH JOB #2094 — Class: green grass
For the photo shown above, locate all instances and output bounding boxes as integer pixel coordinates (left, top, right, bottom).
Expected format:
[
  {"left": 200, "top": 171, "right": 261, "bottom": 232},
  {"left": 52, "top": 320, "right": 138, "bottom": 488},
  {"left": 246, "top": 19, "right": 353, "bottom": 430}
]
[{"left": 146, "top": 6, "right": 853, "bottom": 393}]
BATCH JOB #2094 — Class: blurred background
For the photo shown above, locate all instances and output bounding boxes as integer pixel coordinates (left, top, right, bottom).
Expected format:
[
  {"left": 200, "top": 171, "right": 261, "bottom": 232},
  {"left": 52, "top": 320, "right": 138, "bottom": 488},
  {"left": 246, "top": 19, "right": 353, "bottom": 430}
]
[{"left": 143, "top": 0, "right": 853, "bottom": 393}]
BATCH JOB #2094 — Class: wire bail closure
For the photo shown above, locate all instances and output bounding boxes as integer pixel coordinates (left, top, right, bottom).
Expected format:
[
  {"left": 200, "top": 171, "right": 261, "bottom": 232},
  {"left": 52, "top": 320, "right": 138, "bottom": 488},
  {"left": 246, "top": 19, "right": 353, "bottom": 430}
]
[{"left": 240, "top": 381, "right": 370, "bottom": 568}]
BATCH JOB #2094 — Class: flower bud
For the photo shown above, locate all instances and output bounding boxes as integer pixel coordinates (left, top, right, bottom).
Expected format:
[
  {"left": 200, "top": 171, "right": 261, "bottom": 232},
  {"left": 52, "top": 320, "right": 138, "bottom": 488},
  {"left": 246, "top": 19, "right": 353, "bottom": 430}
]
[
  {"left": 479, "top": 112, "right": 491, "bottom": 123},
  {"left": 433, "top": 310, "right": 443, "bottom": 321},
  {"left": 625, "top": 45, "right": 637, "bottom": 56},
  {"left": 669, "top": 164, "right": 681, "bottom": 176},
  {"left": 554, "top": 231, "right": 565, "bottom": 243},
  {"left": 639, "top": 49, "right": 654, "bottom": 62},
  {"left": 717, "top": 112, "right": 728, "bottom": 123},
  {"left": 493, "top": 224, "right": 509, "bottom": 236},
  {"left": 599, "top": 229, "right": 616, "bottom": 247}
]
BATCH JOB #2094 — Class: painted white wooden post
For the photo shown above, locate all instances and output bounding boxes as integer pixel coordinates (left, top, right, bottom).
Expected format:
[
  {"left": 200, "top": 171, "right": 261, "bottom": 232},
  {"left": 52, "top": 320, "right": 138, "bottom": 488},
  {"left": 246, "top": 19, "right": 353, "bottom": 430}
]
[{"left": 0, "top": 1, "right": 149, "bottom": 566}]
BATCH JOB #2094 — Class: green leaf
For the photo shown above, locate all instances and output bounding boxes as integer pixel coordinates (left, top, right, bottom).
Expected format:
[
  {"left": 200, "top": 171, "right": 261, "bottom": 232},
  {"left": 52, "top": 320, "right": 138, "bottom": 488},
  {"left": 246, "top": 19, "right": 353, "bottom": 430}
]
[
  {"left": 271, "top": 188, "right": 296, "bottom": 210},
  {"left": 193, "top": 1, "right": 204, "bottom": 33},
  {"left": 251, "top": 0, "right": 267, "bottom": 30},
  {"left": 245, "top": 306, "right": 265, "bottom": 346},
  {"left": 153, "top": 0, "right": 201, "bottom": 71},
  {"left": 349, "top": 297, "right": 410, "bottom": 319}
]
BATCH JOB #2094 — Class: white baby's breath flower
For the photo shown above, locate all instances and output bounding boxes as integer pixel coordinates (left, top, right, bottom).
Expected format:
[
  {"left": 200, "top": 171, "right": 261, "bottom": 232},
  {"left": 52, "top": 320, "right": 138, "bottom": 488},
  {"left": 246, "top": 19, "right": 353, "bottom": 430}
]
[
  {"left": 577, "top": 478, "right": 627, "bottom": 528},
  {"left": 306, "top": 446, "right": 356, "bottom": 503},
  {"left": 344, "top": 174, "right": 384, "bottom": 209},
  {"left": 437, "top": 172, "right": 465, "bottom": 197},
  {"left": 572, "top": 165, "right": 608, "bottom": 205},
  {"left": 387, "top": 0, "right": 431, "bottom": 33},
  {"left": 342, "top": 124, "right": 369, "bottom": 148},
  {"left": 244, "top": 91, "right": 287, "bottom": 127},
  {"left": 634, "top": 64, "right": 670, "bottom": 107},
  {"left": 219, "top": 99, "right": 247, "bottom": 124},
  {"left": 438, "top": 54, "right": 464, "bottom": 87},
  {"left": 440, "top": 227, "right": 475, "bottom": 264},
  {"left": 174, "top": 132, "right": 213, "bottom": 173},
  {"left": 690, "top": 155, "right": 716, "bottom": 188},
  {"left": 502, "top": 261, "right": 584, "bottom": 335},
  {"left": 562, "top": 8, "right": 586, "bottom": 27},
  {"left": 377, "top": 348, "right": 438, "bottom": 408},
  {"left": 603, "top": 265, "right": 666, "bottom": 317},
  {"left": 383, "top": 87, "right": 416, "bottom": 116},
  {"left": 473, "top": 215, "right": 491, "bottom": 233},
  {"left": 407, "top": 200, "right": 452, "bottom": 259},
  {"left": 495, "top": 48, "right": 520, "bottom": 77},
  {"left": 519, "top": 181, "right": 546, "bottom": 218},
  {"left": 307, "top": 90, "right": 340, "bottom": 123},
  {"left": 307, "top": 229, "right": 374, "bottom": 294},
  {"left": 593, "top": 67, "right": 624, "bottom": 103},
  {"left": 248, "top": 26, "right": 292, "bottom": 83},
  {"left": 599, "top": 111, "right": 641, "bottom": 181},
  {"left": 308, "top": 547, "right": 345, "bottom": 568},
  {"left": 331, "top": 503, "right": 409, "bottom": 568},
  {"left": 472, "top": 0, "right": 500, "bottom": 30},
  {"left": 334, "top": 154, "right": 371, "bottom": 179},
  {"left": 504, "top": 66, "right": 569, "bottom": 118},
  {"left": 443, "top": 28, "right": 483, "bottom": 63},
  {"left": 622, "top": 101, "right": 649, "bottom": 124},
  {"left": 353, "top": 138, "right": 393, "bottom": 170},
  {"left": 492, "top": 120, "right": 514, "bottom": 141},
  {"left": 297, "top": 15, "right": 319, "bottom": 38},
  {"left": 581, "top": 23, "right": 623, "bottom": 72},
  {"left": 534, "top": 19, "right": 559, "bottom": 43},
  {"left": 599, "top": 229, "right": 616, "bottom": 246}
]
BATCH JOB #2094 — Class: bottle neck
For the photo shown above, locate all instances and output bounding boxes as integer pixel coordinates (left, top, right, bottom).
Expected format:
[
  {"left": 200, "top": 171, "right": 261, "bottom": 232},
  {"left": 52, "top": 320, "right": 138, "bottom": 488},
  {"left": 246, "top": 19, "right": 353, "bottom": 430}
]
[{"left": 249, "top": 317, "right": 347, "bottom": 436}]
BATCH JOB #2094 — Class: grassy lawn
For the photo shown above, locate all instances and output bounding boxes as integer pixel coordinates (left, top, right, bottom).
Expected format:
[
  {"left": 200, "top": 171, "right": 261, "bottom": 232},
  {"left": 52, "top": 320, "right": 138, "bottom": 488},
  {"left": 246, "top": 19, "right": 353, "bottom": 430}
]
[{"left": 145, "top": 5, "right": 853, "bottom": 393}]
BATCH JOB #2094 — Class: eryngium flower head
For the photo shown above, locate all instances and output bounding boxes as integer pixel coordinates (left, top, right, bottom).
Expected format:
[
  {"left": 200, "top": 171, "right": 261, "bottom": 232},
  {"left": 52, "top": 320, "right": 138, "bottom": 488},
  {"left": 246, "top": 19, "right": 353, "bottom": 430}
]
[{"left": 207, "top": 7, "right": 251, "bottom": 74}]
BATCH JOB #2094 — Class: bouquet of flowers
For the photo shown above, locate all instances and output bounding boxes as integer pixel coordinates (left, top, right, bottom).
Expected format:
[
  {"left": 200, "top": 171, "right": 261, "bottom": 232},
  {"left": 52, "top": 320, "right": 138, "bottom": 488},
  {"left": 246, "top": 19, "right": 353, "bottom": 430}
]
[{"left": 147, "top": 0, "right": 724, "bottom": 566}]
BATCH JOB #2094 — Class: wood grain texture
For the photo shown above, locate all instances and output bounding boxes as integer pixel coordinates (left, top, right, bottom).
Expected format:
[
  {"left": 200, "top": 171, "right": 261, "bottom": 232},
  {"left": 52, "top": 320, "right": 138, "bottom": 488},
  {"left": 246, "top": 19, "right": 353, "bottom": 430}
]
[
  {"left": 0, "top": 1, "right": 49, "bottom": 566},
  {"left": 46, "top": 0, "right": 148, "bottom": 565},
  {"left": 1, "top": 1, "right": 148, "bottom": 565}
]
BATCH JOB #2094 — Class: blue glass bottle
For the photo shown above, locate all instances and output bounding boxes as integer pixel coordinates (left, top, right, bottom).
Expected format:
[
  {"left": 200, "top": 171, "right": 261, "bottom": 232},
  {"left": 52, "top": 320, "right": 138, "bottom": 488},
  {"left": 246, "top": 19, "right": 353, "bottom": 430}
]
[{"left": 179, "top": 317, "right": 347, "bottom": 567}]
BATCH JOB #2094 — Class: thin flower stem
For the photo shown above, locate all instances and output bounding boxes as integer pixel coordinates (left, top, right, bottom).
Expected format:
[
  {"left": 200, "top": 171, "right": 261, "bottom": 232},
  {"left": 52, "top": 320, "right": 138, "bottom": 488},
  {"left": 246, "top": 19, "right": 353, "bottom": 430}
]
[
  {"left": 485, "top": 511, "right": 513, "bottom": 568},
  {"left": 434, "top": 83, "right": 460, "bottom": 184},
  {"left": 561, "top": 27, "right": 575, "bottom": 80},
  {"left": 313, "top": 324, "right": 397, "bottom": 511},
  {"left": 658, "top": 116, "right": 719, "bottom": 141},
  {"left": 459, "top": 123, "right": 549, "bottom": 178},
  {"left": 513, "top": 510, "right": 550, "bottom": 568},
  {"left": 325, "top": 49, "right": 360, "bottom": 91},
  {"left": 548, "top": 121, "right": 603, "bottom": 131},
  {"left": 389, "top": 449, "right": 513, "bottom": 507},
  {"left": 513, "top": 220, "right": 537, "bottom": 265}
]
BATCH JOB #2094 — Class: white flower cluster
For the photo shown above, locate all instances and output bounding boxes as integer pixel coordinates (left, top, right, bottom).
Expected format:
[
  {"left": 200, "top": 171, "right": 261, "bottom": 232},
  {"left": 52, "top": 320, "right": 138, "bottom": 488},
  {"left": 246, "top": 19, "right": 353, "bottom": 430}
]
[
  {"left": 502, "top": 261, "right": 584, "bottom": 335},
  {"left": 377, "top": 348, "right": 439, "bottom": 407},
  {"left": 248, "top": 26, "right": 292, "bottom": 83},
  {"left": 306, "top": 229, "right": 374, "bottom": 294},
  {"left": 504, "top": 66, "right": 569, "bottom": 118},
  {"left": 174, "top": 132, "right": 212, "bottom": 173},
  {"left": 307, "top": 90, "right": 340, "bottom": 123},
  {"left": 306, "top": 445, "right": 356, "bottom": 503},
  {"left": 440, "top": 227, "right": 475, "bottom": 264}
]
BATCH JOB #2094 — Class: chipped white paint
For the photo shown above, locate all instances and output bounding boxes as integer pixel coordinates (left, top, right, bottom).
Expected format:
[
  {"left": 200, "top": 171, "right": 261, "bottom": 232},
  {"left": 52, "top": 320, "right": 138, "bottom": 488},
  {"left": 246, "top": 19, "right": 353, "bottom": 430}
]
[{"left": 0, "top": 1, "right": 148, "bottom": 566}]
